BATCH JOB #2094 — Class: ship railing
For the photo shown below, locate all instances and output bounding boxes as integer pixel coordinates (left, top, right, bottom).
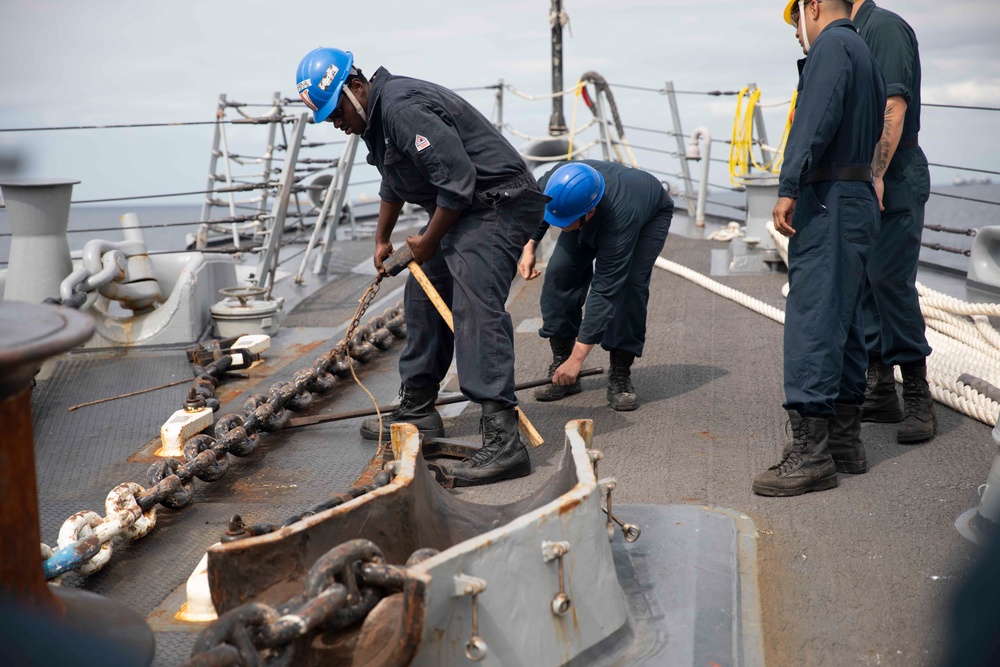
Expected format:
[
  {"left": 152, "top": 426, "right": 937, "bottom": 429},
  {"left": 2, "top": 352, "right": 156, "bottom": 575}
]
[{"left": 3, "top": 81, "right": 998, "bottom": 284}]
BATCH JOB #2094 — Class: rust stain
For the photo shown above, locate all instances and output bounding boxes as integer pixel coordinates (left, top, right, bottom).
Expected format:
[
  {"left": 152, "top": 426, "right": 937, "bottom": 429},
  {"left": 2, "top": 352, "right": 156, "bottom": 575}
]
[
  {"left": 286, "top": 340, "right": 329, "bottom": 358},
  {"left": 353, "top": 452, "right": 386, "bottom": 487},
  {"left": 128, "top": 437, "right": 164, "bottom": 462},
  {"left": 558, "top": 497, "right": 582, "bottom": 515},
  {"left": 697, "top": 430, "right": 716, "bottom": 440}
]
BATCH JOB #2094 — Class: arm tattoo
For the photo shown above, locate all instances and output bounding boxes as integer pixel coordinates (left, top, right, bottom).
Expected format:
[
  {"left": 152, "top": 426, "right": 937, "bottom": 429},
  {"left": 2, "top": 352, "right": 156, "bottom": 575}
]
[
  {"left": 872, "top": 104, "right": 895, "bottom": 178},
  {"left": 873, "top": 137, "right": 890, "bottom": 177}
]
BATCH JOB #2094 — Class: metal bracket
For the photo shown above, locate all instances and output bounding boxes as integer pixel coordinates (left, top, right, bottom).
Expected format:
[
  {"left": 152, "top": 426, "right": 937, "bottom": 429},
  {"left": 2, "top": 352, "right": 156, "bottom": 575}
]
[
  {"left": 542, "top": 540, "right": 572, "bottom": 616},
  {"left": 598, "top": 477, "right": 641, "bottom": 543},
  {"left": 586, "top": 448, "right": 603, "bottom": 479},
  {"left": 453, "top": 574, "right": 488, "bottom": 662}
]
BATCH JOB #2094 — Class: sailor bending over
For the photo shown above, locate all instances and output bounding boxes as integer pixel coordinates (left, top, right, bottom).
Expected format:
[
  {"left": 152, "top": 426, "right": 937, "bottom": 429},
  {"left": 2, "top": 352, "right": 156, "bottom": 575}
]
[
  {"left": 295, "top": 48, "right": 547, "bottom": 486},
  {"left": 519, "top": 160, "right": 673, "bottom": 411}
]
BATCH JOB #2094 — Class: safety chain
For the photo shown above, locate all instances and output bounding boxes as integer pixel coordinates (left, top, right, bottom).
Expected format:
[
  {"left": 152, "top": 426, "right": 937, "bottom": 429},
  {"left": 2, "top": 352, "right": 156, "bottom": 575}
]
[
  {"left": 42, "top": 279, "right": 402, "bottom": 579},
  {"left": 183, "top": 539, "right": 436, "bottom": 667},
  {"left": 220, "top": 470, "right": 395, "bottom": 543}
]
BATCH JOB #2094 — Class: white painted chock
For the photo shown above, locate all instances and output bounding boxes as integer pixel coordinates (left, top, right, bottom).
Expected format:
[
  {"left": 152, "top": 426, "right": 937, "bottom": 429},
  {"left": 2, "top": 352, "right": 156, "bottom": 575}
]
[
  {"left": 158, "top": 407, "right": 214, "bottom": 458},
  {"left": 233, "top": 334, "right": 270, "bottom": 356},
  {"left": 176, "top": 549, "right": 218, "bottom": 623}
]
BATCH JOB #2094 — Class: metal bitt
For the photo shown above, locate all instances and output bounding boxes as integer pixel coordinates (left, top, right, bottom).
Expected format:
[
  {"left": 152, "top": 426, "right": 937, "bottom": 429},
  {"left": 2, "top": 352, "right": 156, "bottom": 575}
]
[
  {"left": 548, "top": 0, "right": 567, "bottom": 135},
  {"left": 0, "top": 178, "right": 78, "bottom": 303},
  {"left": 958, "top": 422, "right": 1000, "bottom": 544},
  {"left": 743, "top": 172, "right": 780, "bottom": 251},
  {"left": 0, "top": 302, "right": 153, "bottom": 665}
]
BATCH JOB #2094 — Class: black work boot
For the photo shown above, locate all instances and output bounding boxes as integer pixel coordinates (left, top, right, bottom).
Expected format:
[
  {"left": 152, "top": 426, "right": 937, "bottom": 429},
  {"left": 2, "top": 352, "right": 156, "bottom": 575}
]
[
  {"left": 828, "top": 403, "right": 867, "bottom": 474},
  {"left": 534, "top": 337, "right": 581, "bottom": 402},
  {"left": 433, "top": 402, "right": 531, "bottom": 487},
  {"left": 359, "top": 384, "right": 444, "bottom": 441},
  {"left": 607, "top": 350, "right": 637, "bottom": 411},
  {"left": 753, "top": 411, "right": 839, "bottom": 497},
  {"left": 897, "top": 362, "right": 936, "bottom": 444},
  {"left": 861, "top": 359, "right": 902, "bottom": 423}
]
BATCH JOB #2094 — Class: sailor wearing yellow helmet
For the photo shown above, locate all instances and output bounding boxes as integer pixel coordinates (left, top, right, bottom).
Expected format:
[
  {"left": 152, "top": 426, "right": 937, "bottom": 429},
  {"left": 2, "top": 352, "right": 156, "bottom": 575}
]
[{"left": 752, "top": 0, "right": 886, "bottom": 497}]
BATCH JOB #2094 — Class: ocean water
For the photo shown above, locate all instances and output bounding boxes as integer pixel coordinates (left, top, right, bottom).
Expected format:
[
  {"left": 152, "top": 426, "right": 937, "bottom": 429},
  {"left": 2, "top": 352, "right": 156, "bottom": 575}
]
[{"left": 1, "top": 185, "right": 998, "bottom": 275}]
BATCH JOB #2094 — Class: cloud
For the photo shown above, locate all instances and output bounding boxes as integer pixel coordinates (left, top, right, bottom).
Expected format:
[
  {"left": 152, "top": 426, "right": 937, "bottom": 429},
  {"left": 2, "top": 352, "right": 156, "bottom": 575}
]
[{"left": 923, "top": 79, "right": 1000, "bottom": 106}]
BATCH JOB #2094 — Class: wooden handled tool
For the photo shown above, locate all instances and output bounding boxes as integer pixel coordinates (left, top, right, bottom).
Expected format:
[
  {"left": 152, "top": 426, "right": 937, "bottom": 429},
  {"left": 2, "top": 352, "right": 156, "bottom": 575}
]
[{"left": 383, "top": 244, "right": 544, "bottom": 447}]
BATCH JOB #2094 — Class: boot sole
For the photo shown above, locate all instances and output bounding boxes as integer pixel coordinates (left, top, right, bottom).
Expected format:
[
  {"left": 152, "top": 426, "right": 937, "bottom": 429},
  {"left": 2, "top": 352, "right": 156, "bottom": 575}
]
[
  {"left": 534, "top": 385, "right": 582, "bottom": 402},
  {"left": 609, "top": 402, "right": 638, "bottom": 412},
  {"left": 447, "top": 458, "right": 532, "bottom": 488},
  {"left": 752, "top": 473, "right": 839, "bottom": 497},
  {"left": 897, "top": 429, "right": 935, "bottom": 445},
  {"left": 360, "top": 424, "right": 445, "bottom": 441},
  {"left": 860, "top": 409, "right": 903, "bottom": 424},
  {"left": 834, "top": 459, "right": 868, "bottom": 474}
]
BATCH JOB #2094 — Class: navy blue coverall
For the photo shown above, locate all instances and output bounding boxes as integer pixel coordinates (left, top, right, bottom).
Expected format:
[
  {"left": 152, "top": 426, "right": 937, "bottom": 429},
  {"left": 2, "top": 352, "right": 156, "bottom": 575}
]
[
  {"left": 780, "top": 20, "right": 886, "bottom": 417},
  {"left": 362, "top": 67, "right": 547, "bottom": 408},
  {"left": 855, "top": 0, "right": 932, "bottom": 366},
  {"left": 531, "top": 160, "right": 673, "bottom": 358}
]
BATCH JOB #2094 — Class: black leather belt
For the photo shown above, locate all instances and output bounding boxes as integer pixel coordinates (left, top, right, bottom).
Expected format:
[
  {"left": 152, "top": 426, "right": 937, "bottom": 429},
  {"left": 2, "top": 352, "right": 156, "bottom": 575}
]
[
  {"left": 806, "top": 166, "right": 873, "bottom": 183},
  {"left": 897, "top": 136, "right": 919, "bottom": 151}
]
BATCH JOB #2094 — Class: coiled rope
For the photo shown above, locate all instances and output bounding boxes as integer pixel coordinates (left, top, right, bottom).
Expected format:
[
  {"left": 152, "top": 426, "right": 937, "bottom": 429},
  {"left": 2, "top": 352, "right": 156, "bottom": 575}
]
[
  {"left": 728, "top": 87, "right": 796, "bottom": 185},
  {"left": 655, "top": 246, "right": 1000, "bottom": 427}
]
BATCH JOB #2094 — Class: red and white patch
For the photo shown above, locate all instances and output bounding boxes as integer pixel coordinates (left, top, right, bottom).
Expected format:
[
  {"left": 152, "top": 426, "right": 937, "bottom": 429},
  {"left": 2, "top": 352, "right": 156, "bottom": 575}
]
[
  {"left": 415, "top": 134, "right": 430, "bottom": 152},
  {"left": 299, "top": 90, "right": 318, "bottom": 111}
]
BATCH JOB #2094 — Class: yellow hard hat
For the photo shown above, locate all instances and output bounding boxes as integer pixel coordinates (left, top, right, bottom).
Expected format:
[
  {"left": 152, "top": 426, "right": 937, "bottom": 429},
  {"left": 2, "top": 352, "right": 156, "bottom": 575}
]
[
  {"left": 784, "top": 0, "right": 862, "bottom": 26},
  {"left": 782, "top": 0, "right": 798, "bottom": 26}
]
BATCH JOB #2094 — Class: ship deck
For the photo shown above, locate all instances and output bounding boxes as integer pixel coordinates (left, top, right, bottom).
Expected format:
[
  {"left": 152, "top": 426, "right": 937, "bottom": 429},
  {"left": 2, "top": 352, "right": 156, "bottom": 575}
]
[{"left": 29, "top": 210, "right": 994, "bottom": 666}]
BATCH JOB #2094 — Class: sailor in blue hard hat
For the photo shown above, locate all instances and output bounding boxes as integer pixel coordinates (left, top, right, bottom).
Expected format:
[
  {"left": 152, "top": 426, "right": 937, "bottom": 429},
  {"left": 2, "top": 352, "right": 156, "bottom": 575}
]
[
  {"left": 295, "top": 47, "right": 549, "bottom": 488},
  {"left": 519, "top": 160, "right": 674, "bottom": 411}
]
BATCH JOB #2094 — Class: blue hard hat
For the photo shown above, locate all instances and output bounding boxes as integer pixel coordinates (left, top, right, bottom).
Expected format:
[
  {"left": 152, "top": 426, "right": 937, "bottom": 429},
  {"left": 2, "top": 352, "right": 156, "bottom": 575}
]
[
  {"left": 295, "top": 48, "right": 354, "bottom": 123},
  {"left": 543, "top": 163, "right": 606, "bottom": 228}
]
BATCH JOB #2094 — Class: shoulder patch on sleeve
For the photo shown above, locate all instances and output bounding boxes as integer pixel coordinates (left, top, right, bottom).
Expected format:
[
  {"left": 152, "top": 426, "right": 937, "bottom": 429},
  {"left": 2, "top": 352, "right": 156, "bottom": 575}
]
[{"left": 415, "top": 134, "right": 430, "bottom": 152}]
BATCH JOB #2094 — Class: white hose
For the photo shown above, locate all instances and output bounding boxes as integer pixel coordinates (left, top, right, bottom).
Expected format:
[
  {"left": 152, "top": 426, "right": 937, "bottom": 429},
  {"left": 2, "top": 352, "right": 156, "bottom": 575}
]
[{"left": 655, "top": 249, "right": 1000, "bottom": 427}]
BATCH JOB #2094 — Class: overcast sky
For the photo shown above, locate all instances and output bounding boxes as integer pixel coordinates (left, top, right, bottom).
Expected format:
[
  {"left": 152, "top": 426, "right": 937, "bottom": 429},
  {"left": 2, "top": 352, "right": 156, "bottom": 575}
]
[{"left": 1, "top": 0, "right": 998, "bottom": 205}]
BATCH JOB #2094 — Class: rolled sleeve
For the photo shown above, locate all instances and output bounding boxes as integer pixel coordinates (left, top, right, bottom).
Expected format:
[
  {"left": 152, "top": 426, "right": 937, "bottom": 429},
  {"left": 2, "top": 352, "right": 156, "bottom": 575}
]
[
  {"left": 866, "top": 21, "right": 914, "bottom": 105},
  {"left": 378, "top": 180, "right": 404, "bottom": 203},
  {"left": 388, "top": 103, "right": 477, "bottom": 211}
]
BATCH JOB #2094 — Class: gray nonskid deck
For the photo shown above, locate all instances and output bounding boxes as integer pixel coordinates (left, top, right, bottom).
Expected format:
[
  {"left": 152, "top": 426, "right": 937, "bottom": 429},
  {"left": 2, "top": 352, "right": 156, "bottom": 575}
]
[
  {"left": 28, "top": 215, "right": 992, "bottom": 666},
  {"left": 487, "top": 230, "right": 988, "bottom": 667}
]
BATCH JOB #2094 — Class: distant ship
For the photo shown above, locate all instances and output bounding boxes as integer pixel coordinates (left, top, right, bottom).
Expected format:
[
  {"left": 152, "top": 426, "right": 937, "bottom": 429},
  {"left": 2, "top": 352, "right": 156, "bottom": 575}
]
[{"left": 953, "top": 175, "right": 994, "bottom": 186}]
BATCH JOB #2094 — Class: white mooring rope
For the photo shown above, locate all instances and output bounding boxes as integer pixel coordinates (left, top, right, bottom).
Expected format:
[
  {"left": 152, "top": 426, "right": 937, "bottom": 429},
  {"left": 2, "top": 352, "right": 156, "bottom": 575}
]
[{"left": 655, "top": 251, "right": 1000, "bottom": 427}]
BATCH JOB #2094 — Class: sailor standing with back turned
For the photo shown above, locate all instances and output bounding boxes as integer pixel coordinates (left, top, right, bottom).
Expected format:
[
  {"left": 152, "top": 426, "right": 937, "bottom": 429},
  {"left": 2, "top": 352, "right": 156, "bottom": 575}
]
[{"left": 753, "top": 0, "right": 886, "bottom": 497}]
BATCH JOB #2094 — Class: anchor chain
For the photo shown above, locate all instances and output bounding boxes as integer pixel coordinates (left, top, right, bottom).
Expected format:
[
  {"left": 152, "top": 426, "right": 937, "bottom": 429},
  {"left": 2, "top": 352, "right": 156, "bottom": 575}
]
[
  {"left": 42, "top": 278, "right": 405, "bottom": 579},
  {"left": 183, "top": 539, "right": 411, "bottom": 667},
  {"left": 221, "top": 470, "right": 395, "bottom": 543}
]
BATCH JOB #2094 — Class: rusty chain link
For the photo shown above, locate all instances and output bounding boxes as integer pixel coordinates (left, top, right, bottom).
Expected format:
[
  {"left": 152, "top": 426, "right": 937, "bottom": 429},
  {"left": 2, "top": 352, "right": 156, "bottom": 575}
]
[
  {"left": 184, "top": 539, "right": 410, "bottom": 667},
  {"left": 221, "top": 470, "right": 395, "bottom": 543},
  {"left": 43, "top": 277, "right": 406, "bottom": 578}
]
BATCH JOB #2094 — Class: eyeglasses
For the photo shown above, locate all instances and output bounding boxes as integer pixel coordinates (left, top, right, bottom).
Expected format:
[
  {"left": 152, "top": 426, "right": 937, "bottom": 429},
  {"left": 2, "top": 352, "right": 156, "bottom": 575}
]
[
  {"left": 789, "top": 0, "right": 813, "bottom": 25},
  {"left": 324, "top": 93, "right": 346, "bottom": 123}
]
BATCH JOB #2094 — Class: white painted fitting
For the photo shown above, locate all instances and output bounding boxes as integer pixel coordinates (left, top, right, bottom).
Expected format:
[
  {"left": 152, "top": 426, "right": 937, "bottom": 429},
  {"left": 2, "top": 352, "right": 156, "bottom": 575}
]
[
  {"left": 176, "top": 550, "right": 218, "bottom": 623},
  {"left": 233, "top": 334, "right": 271, "bottom": 368},
  {"left": 158, "top": 407, "right": 214, "bottom": 458}
]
